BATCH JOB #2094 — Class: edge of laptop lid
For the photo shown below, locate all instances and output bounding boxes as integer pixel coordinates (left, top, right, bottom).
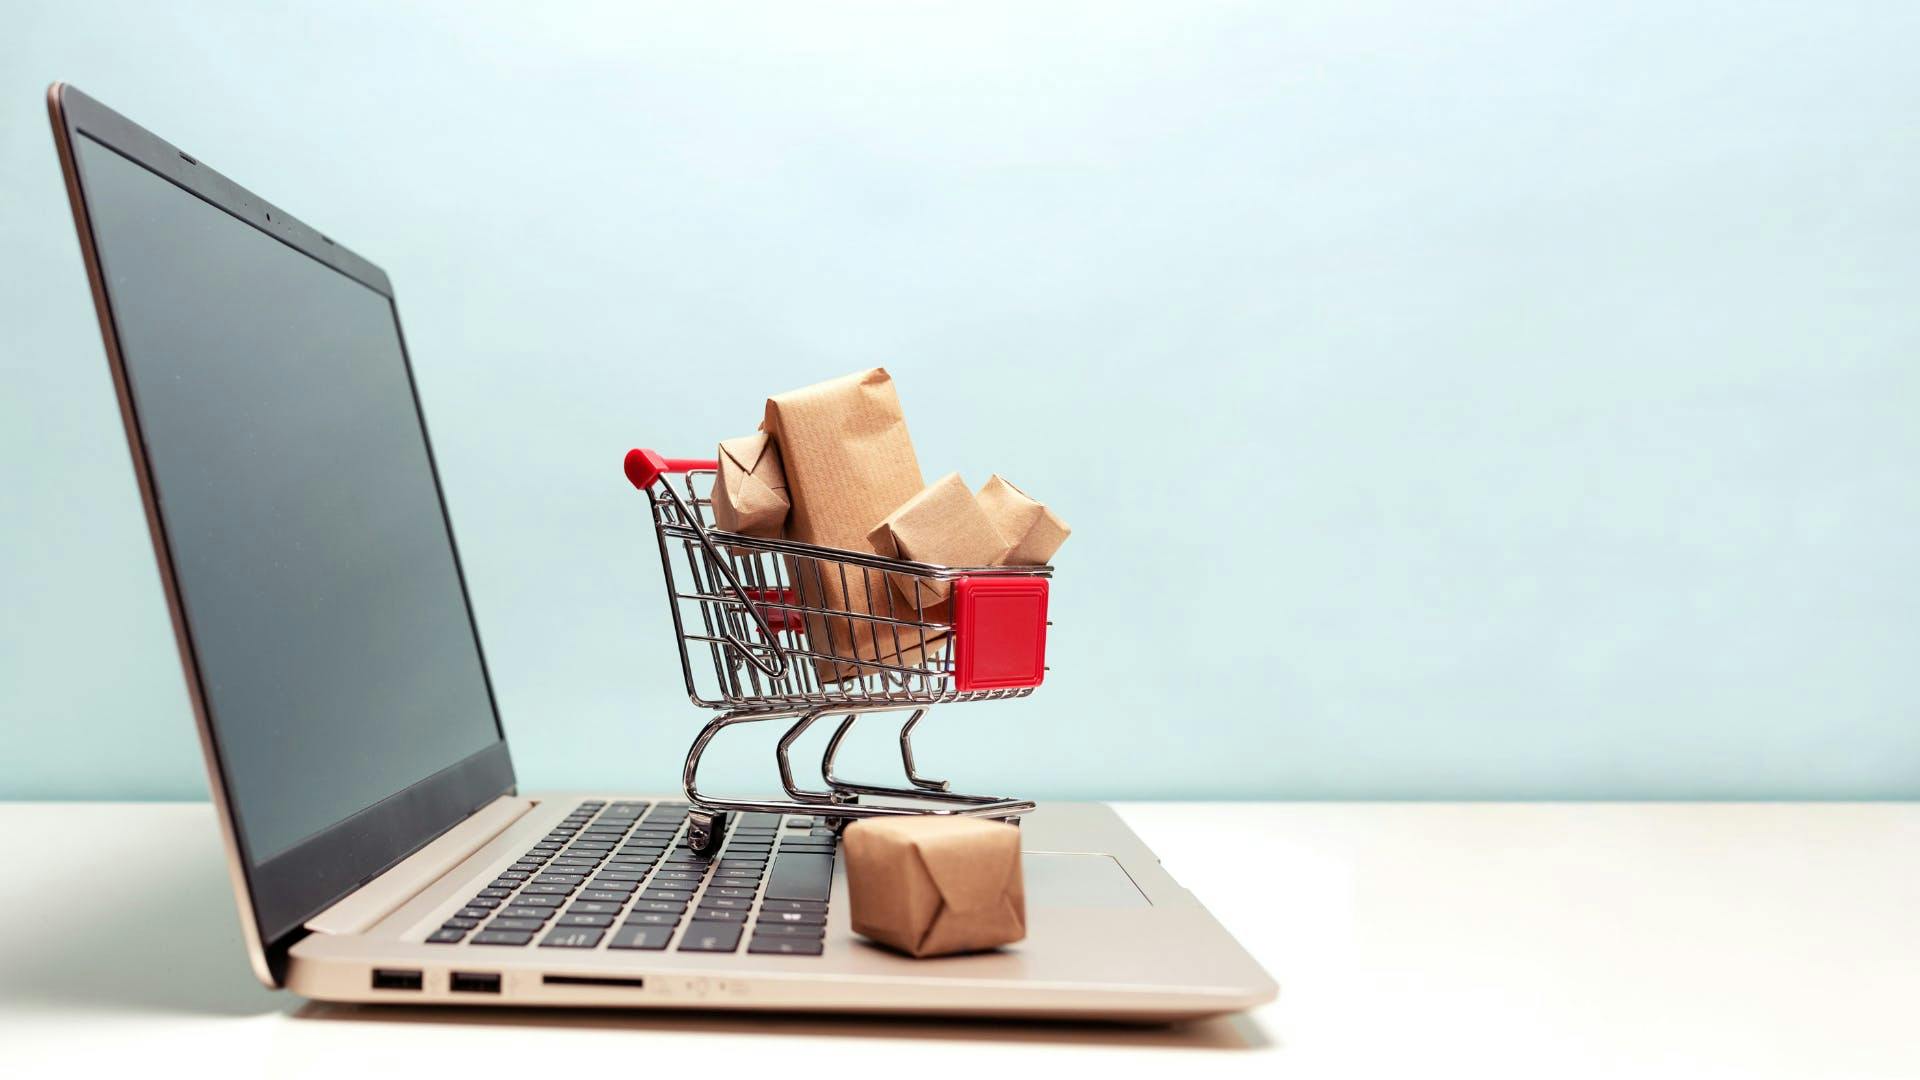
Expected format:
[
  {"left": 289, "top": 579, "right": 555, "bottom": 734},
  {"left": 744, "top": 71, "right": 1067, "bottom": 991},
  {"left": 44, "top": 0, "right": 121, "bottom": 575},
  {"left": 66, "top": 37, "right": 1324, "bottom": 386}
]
[{"left": 46, "top": 83, "right": 517, "bottom": 987}]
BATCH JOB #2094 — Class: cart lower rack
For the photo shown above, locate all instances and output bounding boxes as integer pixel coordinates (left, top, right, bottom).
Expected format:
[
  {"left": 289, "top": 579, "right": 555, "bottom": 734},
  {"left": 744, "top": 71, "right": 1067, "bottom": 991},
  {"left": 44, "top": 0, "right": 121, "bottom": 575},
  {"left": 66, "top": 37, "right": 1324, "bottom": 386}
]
[{"left": 624, "top": 448, "right": 1051, "bottom": 852}]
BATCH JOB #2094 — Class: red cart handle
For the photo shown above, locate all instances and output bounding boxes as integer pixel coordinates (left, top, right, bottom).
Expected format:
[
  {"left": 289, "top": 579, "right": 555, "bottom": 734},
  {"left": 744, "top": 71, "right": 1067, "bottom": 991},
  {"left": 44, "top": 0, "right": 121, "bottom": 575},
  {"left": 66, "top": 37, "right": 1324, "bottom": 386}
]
[{"left": 625, "top": 448, "right": 718, "bottom": 490}]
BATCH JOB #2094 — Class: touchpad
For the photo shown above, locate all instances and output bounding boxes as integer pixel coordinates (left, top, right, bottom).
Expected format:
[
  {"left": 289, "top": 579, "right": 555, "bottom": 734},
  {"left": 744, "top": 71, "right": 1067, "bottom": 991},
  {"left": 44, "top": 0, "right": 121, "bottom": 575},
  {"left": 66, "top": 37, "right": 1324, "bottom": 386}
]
[{"left": 1020, "top": 852, "right": 1151, "bottom": 908}]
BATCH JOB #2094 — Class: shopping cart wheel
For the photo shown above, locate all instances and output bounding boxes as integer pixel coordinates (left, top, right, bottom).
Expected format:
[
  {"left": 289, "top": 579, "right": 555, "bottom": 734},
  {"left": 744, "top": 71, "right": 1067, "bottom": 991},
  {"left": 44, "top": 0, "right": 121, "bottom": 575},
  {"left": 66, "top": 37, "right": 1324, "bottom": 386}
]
[{"left": 687, "top": 810, "right": 728, "bottom": 855}]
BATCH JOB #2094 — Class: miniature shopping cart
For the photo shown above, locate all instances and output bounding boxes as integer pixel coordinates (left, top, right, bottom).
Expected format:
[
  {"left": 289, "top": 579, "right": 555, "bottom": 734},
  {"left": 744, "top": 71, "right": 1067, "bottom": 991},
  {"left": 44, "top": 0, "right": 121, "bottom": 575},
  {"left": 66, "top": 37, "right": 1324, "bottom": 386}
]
[{"left": 623, "top": 448, "right": 1049, "bottom": 853}]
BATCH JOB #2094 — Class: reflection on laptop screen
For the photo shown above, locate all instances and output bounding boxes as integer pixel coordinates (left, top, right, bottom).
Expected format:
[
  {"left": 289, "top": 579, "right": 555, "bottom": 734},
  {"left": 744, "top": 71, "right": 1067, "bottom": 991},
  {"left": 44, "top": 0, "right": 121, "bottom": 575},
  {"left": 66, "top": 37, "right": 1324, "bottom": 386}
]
[{"left": 76, "top": 135, "right": 502, "bottom": 864}]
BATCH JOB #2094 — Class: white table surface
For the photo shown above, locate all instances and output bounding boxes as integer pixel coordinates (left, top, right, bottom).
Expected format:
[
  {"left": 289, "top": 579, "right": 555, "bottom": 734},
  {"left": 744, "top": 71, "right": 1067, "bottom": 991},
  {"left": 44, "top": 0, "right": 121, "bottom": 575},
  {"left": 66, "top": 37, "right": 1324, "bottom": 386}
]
[{"left": 3, "top": 802, "right": 1917, "bottom": 1079}]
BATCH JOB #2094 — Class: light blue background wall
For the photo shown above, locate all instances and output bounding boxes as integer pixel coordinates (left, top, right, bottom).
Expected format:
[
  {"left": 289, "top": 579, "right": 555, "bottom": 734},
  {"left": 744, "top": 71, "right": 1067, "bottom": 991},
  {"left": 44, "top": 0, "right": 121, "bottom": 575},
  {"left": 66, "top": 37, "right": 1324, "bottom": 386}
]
[{"left": 4, "top": 2, "right": 1917, "bottom": 802}]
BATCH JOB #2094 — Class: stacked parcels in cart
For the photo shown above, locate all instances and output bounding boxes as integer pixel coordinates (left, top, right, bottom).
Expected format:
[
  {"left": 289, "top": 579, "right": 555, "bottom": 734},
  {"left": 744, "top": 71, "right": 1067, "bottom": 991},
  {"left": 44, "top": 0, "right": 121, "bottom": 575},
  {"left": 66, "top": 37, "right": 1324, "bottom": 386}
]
[{"left": 709, "top": 368, "right": 1068, "bottom": 683}]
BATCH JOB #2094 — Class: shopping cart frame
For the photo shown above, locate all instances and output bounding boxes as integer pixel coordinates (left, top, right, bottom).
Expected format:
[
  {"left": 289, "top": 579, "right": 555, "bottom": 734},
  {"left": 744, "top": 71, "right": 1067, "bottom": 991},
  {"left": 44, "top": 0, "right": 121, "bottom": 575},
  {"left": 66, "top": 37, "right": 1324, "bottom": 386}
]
[{"left": 625, "top": 448, "right": 1048, "bottom": 851}]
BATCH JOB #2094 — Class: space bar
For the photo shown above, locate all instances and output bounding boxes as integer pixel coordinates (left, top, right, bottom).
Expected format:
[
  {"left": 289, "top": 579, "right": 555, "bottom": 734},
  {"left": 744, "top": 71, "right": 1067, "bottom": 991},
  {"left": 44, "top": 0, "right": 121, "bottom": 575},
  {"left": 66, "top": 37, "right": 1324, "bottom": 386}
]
[{"left": 763, "top": 853, "right": 832, "bottom": 901}]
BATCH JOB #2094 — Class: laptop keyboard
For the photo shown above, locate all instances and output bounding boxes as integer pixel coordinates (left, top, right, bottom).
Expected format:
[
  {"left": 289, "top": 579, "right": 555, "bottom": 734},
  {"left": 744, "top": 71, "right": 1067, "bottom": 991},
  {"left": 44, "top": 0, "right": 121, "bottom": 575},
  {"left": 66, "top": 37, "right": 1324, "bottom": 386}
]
[{"left": 426, "top": 801, "right": 836, "bottom": 956}]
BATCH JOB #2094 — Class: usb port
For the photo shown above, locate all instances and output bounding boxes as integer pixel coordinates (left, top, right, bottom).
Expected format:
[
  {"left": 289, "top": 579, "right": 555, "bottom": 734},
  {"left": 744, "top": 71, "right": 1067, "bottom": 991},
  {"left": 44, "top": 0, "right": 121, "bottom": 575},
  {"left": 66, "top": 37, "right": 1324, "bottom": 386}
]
[
  {"left": 450, "top": 971, "right": 502, "bottom": 994},
  {"left": 371, "top": 968, "right": 423, "bottom": 991}
]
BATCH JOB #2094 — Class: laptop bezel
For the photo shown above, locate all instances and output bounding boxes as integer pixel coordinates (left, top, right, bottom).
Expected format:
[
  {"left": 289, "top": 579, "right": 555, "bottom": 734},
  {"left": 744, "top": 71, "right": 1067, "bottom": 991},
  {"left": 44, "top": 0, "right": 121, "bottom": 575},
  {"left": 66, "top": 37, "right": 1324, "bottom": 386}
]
[{"left": 46, "top": 83, "right": 516, "bottom": 986}]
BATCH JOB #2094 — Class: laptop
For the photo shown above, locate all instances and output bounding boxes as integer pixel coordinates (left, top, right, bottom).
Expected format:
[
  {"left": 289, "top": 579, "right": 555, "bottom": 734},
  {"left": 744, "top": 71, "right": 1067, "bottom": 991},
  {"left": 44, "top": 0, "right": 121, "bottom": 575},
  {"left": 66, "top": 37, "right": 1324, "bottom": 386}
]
[{"left": 46, "top": 83, "right": 1276, "bottom": 1020}]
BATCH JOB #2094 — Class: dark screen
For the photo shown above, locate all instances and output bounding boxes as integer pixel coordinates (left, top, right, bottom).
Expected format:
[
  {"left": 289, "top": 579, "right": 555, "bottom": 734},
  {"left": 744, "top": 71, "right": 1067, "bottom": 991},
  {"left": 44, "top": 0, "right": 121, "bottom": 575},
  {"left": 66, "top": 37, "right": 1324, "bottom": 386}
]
[{"left": 76, "top": 135, "right": 502, "bottom": 864}]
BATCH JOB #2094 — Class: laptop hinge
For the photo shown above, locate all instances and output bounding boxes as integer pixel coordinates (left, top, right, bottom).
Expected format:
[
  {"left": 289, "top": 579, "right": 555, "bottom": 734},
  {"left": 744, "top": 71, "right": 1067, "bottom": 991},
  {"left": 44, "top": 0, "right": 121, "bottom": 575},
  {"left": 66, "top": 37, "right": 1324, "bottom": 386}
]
[{"left": 304, "top": 795, "right": 533, "bottom": 936}]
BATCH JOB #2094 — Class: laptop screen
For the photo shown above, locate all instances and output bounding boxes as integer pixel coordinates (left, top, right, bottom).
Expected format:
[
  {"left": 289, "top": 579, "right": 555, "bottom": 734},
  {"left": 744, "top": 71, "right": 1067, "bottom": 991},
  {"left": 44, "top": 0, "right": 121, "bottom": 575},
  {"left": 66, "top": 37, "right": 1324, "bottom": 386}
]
[{"left": 73, "top": 132, "right": 507, "bottom": 924}]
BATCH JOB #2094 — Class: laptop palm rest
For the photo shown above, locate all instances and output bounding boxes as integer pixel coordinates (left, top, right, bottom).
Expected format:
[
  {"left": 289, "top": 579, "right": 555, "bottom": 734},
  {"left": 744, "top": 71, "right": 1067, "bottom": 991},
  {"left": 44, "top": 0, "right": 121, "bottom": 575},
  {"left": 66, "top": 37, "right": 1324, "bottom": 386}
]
[{"left": 1021, "top": 852, "right": 1152, "bottom": 908}]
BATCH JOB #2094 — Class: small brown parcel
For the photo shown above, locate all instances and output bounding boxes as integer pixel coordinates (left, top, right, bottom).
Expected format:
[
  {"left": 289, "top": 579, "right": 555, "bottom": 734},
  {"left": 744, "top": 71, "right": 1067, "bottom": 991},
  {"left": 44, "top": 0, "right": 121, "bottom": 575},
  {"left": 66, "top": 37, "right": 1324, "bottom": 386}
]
[
  {"left": 976, "top": 474, "right": 1070, "bottom": 565},
  {"left": 866, "top": 472, "right": 1012, "bottom": 617},
  {"left": 843, "top": 816, "right": 1026, "bottom": 958},
  {"left": 709, "top": 432, "right": 789, "bottom": 537}
]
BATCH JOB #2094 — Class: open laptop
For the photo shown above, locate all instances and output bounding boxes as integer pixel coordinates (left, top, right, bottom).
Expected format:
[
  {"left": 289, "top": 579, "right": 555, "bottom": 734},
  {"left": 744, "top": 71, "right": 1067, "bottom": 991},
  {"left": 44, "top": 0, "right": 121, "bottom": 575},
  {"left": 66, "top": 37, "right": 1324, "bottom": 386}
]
[{"left": 46, "top": 83, "right": 1276, "bottom": 1020}]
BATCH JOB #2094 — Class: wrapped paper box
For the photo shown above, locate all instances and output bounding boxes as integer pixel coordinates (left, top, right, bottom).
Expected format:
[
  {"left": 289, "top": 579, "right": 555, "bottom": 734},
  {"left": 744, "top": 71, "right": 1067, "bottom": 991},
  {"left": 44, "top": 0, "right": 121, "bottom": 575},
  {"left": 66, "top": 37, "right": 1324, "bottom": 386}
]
[
  {"left": 867, "top": 472, "right": 1012, "bottom": 615},
  {"left": 844, "top": 816, "right": 1026, "bottom": 958},
  {"left": 710, "top": 432, "right": 789, "bottom": 537},
  {"left": 976, "top": 475, "right": 1070, "bottom": 565},
  {"left": 761, "top": 368, "right": 934, "bottom": 679}
]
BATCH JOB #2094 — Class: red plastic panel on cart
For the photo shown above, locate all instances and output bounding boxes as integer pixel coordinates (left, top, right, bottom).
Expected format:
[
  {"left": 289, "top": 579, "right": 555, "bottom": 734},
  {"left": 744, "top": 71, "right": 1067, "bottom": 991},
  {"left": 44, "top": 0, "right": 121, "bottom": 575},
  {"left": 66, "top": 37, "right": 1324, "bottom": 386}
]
[
  {"left": 743, "top": 587, "right": 802, "bottom": 632},
  {"left": 952, "top": 577, "right": 1049, "bottom": 691}
]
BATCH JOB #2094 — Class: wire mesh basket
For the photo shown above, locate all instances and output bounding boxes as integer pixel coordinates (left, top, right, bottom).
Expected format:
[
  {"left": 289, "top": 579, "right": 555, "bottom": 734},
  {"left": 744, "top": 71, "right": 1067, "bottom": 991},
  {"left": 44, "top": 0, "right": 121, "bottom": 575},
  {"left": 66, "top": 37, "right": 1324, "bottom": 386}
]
[{"left": 624, "top": 448, "right": 1050, "bottom": 851}]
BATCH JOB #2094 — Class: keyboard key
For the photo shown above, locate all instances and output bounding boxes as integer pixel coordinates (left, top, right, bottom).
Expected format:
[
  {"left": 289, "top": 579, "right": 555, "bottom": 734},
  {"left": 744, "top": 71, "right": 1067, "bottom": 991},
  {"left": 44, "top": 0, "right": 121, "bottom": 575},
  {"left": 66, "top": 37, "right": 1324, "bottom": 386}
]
[
  {"left": 706, "top": 887, "right": 757, "bottom": 900},
  {"left": 441, "top": 916, "right": 481, "bottom": 930},
  {"left": 472, "top": 929, "right": 535, "bottom": 946},
  {"left": 652, "top": 870, "right": 705, "bottom": 883},
  {"left": 579, "top": 890, "right": 630, "bottom": 903},
  {"left": 427, "top": 928, "right": 467, "bottom": 943},
  {"left": 474, "top": 888, "right": 513, "bottom": 900},
  {"left": 488, "top": 917, "right": 546, "bottom": 932},
  {"left": 567, "top": 901, "right": 623, "bottom": 916},
  {"left": 586, "top": 878, "right": 639, "bottom": 892},
  {"left": 496, "top": 870, "right": 531, "bottom": 881},
  {"left": 490, "top": 878, "right": 523, "bottom": 891},
  {"left": 623, "top": 911, "right": 679, "bottom": 926},
  {"left": 758, "top": 909, "right": 827, "bottom": 926},
  {"left": 678, "top": 924, "right": 743, "bottom": 952},
  {"left": 457, "top": 907, "right": 493, "bottom": 920},
  {"left": 499, "top": 906, "right": 557, "bottom": 921},
  {"left": 533, "top": 874, "right": 586, "bottom": 886},
  {"left": 609, "top": 925, "right": 672, "bottom": 950},
  {"left": 760, "top": 899, "right": 826, "bottom": 914},
  {"left": 540, "top": 927, "right": 604, "bottom": 948},
  {"left": 463, "top": 897, "right": 502, "bottom": 909},
  {"left": 748, "top": 936, "right": 824, "bottom": 956},
  {"left": 629, "top": 899, "right": 687, "bottom": 914},
  {"left": 559, "top": 912, "right": 615, "bottom": 928},
  {"left": 738, "top": 813, "right": 782, "bottom": 830},
  {"left": 511, "top": 893, "right": 564, "bottom": 908},
  {"left": 764, "top": 854, "right": 833, "bottom": 901},
  {"left": 784, "top": 816, "right": 814, "bottom": 829},
  {"left": 691, "top": 908, "right": 748, "bottom": 923},
  {"left": 750, "top": 921, "right": 826, "bottom": 939},
  {"left": 698, "top": 896, "right": 753, "bottom": 911},
  {"left": 640, "top": 888, "right": 694, "bottom": 902},
  {"left": 594, "top": 870, "right": 648, "bottom": 882},
  {"left": 522, "top": 883, "right": 574, "bottom": 896}
]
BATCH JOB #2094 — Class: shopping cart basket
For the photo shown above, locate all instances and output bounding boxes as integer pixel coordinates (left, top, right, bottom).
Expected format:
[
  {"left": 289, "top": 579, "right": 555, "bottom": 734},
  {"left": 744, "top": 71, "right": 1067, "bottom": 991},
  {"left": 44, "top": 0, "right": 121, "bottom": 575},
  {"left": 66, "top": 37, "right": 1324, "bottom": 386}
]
[{"left": 624, "top": 448, "right": 1048, "bottom": 852}]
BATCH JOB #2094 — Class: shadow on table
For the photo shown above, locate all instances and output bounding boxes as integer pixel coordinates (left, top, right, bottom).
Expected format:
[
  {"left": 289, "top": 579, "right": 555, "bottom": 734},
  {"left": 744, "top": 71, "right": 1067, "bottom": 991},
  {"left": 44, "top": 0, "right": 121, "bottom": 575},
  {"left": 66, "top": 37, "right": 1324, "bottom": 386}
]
[{"left": 293, "top": 999, "right": 1271, "bottom": 1050}]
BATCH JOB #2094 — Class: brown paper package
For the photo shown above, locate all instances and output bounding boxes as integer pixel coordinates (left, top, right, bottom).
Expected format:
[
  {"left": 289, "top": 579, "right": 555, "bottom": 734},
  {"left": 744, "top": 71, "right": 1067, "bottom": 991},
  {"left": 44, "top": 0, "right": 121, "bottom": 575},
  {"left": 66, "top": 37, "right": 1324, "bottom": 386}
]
[
  {"left": 976, "top": 475, "right": 1070, "bottom": 565},
  {"left": 710, "top": 432, "right": 790, "bottom": 537},
  {"left": 867, "top": 472, "right": 1013, "bottom": 617},
  {"left": 761, "top": 368, "right": 936, "bottom": 680},
  {"left": 843, "top": 816, "right": 1026, "bottom": 958}
]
